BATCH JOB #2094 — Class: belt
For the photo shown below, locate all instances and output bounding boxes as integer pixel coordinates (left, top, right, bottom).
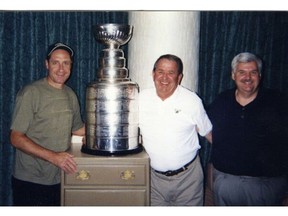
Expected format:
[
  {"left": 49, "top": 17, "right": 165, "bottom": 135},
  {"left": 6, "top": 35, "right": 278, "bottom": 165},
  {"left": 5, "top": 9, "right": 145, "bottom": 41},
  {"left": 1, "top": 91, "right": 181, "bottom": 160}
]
[{"left": 154, "top": 155, "right": 197, "bottom": 176}]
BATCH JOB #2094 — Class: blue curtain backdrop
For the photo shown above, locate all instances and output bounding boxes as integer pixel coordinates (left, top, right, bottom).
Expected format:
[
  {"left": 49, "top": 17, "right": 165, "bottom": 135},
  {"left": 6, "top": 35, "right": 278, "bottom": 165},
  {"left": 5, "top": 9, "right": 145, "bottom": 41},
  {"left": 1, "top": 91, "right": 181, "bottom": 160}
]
[
  {"left": 1, "top": 11, "right": 288, "bottom": 206},
  {"left": 0, "top": 11, "right": 128, "bottom": 206},
  {"left": 199, "top": 11, "right": 288, "bottom": 104},
  {"left": 198, "top": 11, "right": 288, "bottom": 167}
]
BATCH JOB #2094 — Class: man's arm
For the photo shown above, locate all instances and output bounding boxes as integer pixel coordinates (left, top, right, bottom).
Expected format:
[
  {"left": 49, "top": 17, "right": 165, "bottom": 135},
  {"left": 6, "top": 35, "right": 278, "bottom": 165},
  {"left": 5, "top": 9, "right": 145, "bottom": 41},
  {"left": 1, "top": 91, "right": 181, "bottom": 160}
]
[
  {"left": 205, "top": 131, "right": 212, "bottom": 144},
  {"left": 72, "top": 125, "right": 85, "bottom": 136},
  {"left": 10, "top": 130, "right": 77, "bottom": 174}
]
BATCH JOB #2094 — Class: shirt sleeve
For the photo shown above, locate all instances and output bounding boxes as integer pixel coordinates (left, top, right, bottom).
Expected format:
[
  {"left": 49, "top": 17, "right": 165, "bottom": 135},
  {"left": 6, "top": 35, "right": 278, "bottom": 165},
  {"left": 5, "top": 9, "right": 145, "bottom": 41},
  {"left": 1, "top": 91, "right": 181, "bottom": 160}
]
[
  {"left": 10, "top": 86, "right": 36, "bottom": 133},
  {"left": 194, "top": 96, "right": 213, "bottom": 137}
]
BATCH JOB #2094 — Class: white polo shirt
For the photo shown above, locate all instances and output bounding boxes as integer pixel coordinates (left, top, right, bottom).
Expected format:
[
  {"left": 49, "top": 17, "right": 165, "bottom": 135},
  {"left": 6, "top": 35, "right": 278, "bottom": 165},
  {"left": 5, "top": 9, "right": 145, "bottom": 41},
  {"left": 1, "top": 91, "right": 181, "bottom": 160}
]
[{"left": 139, "top": 85, "right": 212, "bottom": 172}]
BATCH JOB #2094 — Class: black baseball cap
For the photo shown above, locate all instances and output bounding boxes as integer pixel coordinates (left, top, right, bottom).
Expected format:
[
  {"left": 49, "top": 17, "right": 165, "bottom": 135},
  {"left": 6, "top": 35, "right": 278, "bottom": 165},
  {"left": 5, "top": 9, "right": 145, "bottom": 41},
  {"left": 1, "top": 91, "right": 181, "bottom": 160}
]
[{"left": 47, "top": 42, "right": 74, "bottom": 58}]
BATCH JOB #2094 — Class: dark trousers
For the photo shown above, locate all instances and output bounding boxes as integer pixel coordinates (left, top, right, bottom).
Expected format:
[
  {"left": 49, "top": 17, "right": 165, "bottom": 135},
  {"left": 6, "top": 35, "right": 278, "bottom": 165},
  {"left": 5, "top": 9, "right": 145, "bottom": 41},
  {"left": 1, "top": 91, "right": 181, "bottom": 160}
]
[
  {"left": 12, "top": 176, "right": 61, "bottom": 206},
  {"left": 213, "top": 168, "right": 288, "bottom": 206}
]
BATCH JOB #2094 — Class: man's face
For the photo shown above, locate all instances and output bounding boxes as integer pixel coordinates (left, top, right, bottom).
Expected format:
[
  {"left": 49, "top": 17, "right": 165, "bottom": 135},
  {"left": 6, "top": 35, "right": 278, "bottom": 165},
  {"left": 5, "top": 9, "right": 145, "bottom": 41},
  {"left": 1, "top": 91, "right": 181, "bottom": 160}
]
[
  {"left": 153, "top": 58, "right": 183, "bottom": 100},
  {"left": 45, "top": 49, "right": 72, "bottom": 89},
  {"left": 232, "top": 61, "right": 261, "bottom": 95}
]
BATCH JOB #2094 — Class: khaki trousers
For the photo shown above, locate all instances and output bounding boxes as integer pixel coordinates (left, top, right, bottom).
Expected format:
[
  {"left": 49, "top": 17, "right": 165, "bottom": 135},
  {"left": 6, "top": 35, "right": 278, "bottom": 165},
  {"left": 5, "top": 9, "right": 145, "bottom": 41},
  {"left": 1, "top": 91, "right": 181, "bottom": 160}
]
[{"left": 150, "top": 155, "right": 204, "bottom": 206}]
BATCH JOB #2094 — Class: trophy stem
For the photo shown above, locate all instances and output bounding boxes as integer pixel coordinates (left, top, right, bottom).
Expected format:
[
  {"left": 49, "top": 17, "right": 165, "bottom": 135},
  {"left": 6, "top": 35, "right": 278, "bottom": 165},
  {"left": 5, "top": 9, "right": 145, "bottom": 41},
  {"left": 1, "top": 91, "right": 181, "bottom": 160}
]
[{"left": 105, "top": 43, "right": 120, "bottom": 50}]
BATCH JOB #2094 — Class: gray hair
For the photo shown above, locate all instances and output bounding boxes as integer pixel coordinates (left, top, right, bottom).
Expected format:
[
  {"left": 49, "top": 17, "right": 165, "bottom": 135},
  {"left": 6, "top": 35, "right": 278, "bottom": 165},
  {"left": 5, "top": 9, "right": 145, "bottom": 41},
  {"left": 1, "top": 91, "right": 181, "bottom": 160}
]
[{"left": 231, "top": 52, "right": 262, "bottom": 74}]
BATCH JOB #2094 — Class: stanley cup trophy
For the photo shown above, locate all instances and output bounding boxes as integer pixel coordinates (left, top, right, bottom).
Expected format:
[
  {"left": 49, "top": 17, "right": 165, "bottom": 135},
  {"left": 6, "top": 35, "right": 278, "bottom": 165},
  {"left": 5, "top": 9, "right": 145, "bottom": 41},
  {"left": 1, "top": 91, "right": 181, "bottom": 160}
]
[{"left": 82, "top": 23, "right": 142, "bottom": 155}]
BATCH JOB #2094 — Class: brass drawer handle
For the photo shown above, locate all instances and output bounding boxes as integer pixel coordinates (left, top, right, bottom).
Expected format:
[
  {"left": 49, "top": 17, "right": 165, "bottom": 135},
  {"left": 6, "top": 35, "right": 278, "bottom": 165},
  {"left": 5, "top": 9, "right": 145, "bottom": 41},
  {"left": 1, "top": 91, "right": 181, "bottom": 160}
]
[
  {"left": 120, "top": 170, "right": 135, "bottom": 180},
  {"left": 76, "top": 170, "right": 90, "bottom": 180}
]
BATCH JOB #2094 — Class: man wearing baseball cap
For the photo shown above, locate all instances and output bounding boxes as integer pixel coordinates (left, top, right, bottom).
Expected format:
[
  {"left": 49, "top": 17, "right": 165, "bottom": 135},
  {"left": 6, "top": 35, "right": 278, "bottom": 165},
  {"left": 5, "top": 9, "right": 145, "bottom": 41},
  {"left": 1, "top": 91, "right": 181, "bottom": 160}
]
[
  {"left": 46, "top": 42, "right": 74, "bottom": 59},
  {"left": 10, "top": 42, "right": 85, "bottom": 206}
]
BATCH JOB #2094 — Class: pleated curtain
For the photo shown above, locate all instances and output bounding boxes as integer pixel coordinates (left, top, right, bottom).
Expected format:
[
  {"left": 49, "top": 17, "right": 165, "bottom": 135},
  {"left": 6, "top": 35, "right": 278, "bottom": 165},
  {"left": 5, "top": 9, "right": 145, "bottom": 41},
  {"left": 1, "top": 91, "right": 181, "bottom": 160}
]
[{"left": 1, "top": 11, "right": 288, "bottom": 205}]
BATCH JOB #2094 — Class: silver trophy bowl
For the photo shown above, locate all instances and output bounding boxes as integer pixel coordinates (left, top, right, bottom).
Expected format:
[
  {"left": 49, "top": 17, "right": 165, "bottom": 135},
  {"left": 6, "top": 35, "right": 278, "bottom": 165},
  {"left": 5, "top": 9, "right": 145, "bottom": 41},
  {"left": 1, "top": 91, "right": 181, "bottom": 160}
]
[{"left": 93, "top": 24, "right": 133, "bottom": 49}]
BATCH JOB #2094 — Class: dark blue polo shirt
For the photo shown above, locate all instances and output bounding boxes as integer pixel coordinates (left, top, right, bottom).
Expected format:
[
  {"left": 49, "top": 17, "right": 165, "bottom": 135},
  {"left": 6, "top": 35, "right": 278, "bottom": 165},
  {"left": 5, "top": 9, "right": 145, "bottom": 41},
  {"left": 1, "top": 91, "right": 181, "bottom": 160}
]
[{"left": 208, "top": 87, "right": 288, "bottom": 177}]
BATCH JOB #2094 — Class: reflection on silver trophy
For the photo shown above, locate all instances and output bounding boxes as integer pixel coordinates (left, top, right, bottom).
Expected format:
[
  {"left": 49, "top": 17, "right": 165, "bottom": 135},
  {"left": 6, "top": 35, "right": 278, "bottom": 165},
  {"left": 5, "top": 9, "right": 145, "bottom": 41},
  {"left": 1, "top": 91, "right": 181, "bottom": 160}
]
[{"left": 83, "top": 23, "right": 141, "bottom": 155}]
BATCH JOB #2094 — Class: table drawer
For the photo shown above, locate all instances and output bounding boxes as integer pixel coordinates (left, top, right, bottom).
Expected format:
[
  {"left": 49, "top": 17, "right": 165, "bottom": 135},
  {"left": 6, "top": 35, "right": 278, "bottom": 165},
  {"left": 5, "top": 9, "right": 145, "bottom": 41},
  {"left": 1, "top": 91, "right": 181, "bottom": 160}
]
[
  {"left": 63, "top": 189, "right": 148, "bottom": 206},
  {"left": 65, "top": 164, "right": 147, "bottom": 186}
]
